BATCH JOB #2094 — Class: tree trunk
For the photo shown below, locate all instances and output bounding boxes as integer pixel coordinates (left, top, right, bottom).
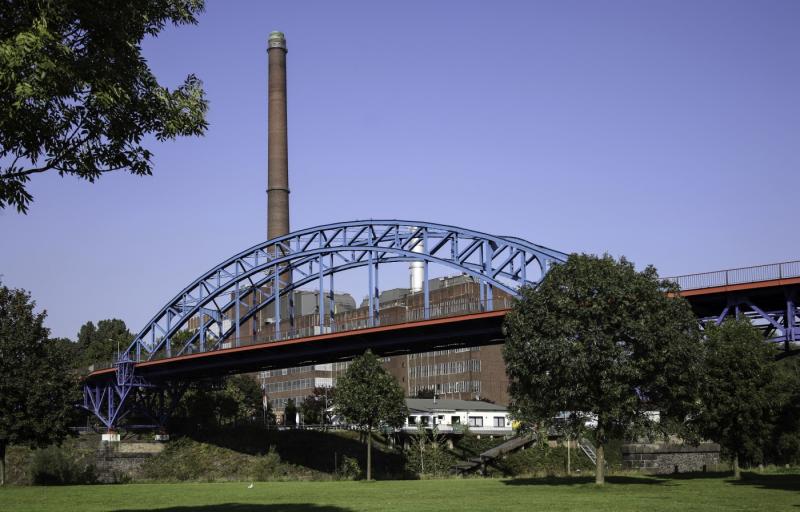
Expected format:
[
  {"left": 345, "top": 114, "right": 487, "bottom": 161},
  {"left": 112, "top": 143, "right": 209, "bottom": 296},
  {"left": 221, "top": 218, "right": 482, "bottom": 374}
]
[
  {"left": 1, "top": 441, "right": 6, "bottom": 486},
  {"left": 567, "top": 437, "right": 571, "bottom": 475},
  {"left": 733, "top": 453, "right": 741, "bottom": 480},
  {"left": 366, "top": 429, "right": 372, "bottom": 481},
  {"left": 595, "top": 442, "right": 605, "bottom": 485}
]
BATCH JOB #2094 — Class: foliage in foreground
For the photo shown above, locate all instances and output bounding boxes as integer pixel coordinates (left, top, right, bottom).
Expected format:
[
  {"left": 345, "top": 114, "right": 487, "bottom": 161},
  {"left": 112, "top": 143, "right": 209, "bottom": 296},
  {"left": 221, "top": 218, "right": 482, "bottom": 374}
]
[
  {"left": 503, "top": 254, "right": 704, "bottom": 484},
  {"left": 335, "top": 350, "right": 408, "bottom": 481},
  {"left": 28, "top": 445, "right": 97, "bottom": 485},
  {"left": 0, "top": 0, "right": 209, "bottom": 213},
  {"left": 0, "top": 281, "right": 79, "bottom": 485},
  {"left": 768, "top": 355, "right": 800, "bottom": 465},
  {"left": 5, "top": 438, "right": 100, "bottom": 486},
  {"left": 695, "top": 318, "right": 777, "bottom": 478}
]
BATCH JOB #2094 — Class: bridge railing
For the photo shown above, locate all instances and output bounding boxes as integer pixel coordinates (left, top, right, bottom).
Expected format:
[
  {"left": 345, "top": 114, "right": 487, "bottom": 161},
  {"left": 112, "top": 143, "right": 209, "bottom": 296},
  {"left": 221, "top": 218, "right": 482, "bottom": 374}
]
[
  {"left": 204, "top": 296, "right": 514, "bottom": 355},
  {"left": 666, "top": 260, "right": 800, "bottom": 291},
  {"left": 87, "top": 296, "right": 515, "bottom": 373}
]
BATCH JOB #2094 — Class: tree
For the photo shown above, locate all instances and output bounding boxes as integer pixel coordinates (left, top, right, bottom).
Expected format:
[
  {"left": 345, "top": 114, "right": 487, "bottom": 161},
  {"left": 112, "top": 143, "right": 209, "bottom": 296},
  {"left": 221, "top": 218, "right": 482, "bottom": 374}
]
[
  {"left": 768, "top": 355, "right": 800, "bottom": 465},
  {"left": 0, "top": 0, "right": 208, "bottom": 213},
  {"left": 335, "top": 350, "right": 407, "bottom": 480},
  {"left": 695, "top": 318, "right": 776, "bottom": 479},
  {"left": 170, "top": 375, "right": 262, "bottom": 433},
  {"left": 405, "top": 422, "right": 454, "bottom": 477},
  {"left": 300, "top": 387, "right": 335, "bottom": 426},
  {"left": 75, "top": 318, "right": 133, "bottom": 369},
  {"left": 283, "top": 399, "right": 297, "bottom": 427},
  {"left": 264, "top": 400, "right": 277, "bottom": 428},
  {"left": 0, "top": 282, "right": 78, "bottom": 485},
  {"left": 503, "top": 254, "right": 704, "bottom": 484},
  {"left": 414, "top": 387, "right": 436, "bottom": 399},
  {"left": 226, "top": 374, "right": 262, "bottom": 424}
]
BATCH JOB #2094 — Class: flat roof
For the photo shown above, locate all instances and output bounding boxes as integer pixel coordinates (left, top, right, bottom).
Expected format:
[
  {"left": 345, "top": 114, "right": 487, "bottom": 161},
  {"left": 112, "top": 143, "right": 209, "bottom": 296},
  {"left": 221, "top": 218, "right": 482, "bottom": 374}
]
[{"left": 405, "top": 398, "right": 508, "bottom": 413}]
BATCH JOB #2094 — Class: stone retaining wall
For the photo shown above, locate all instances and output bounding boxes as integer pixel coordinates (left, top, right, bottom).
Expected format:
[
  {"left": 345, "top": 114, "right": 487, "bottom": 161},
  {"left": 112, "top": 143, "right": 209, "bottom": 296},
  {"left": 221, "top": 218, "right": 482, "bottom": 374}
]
[
  {"left": 94, "top": 441, "right": 165, "bottom": 483},
  {"left": 622, "top": 443, "right": 720, "bottom": 474}
]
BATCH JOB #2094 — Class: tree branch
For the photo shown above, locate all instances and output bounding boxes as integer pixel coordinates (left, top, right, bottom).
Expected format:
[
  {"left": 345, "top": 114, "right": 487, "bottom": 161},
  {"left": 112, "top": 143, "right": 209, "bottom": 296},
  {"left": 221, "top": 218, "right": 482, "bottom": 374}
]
[
  {"left": 0, "top": 164, "right": 56, "bottom": 180},
  {"left": 2, "top": 118, "right": 89, "bottom": 180}
]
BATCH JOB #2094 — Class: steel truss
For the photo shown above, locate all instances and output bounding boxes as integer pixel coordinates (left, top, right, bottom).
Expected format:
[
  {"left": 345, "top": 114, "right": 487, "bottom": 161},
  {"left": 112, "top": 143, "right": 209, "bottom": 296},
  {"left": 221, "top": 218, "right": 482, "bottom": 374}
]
[
  {"left": 701, "top": 289, "right": 799, "bottom": 349},
  {"left": 82, "top": 354, "right": 156, "bottom": 430},
  {"left": 81, "top": 220, "right": 567, "bottom": 431}
]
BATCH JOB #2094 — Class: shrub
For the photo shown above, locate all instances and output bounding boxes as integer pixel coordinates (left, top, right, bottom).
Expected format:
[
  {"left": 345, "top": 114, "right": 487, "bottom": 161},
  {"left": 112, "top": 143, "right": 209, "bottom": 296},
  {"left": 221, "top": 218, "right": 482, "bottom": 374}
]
[
  {"left": 500, "top": 443, "right": 595, "bottom": 477},
  {"left": 248, "top": 448, "right": 285, "bottom": 481},
  {"left": 30, "top": 445, "right": 97, "bottom": 485},
  {"left": 140, "top": 437, "right": 320, "bottom": 482},
  {"left": 337, "top": 455, "right": 361, "bottom": 480}
]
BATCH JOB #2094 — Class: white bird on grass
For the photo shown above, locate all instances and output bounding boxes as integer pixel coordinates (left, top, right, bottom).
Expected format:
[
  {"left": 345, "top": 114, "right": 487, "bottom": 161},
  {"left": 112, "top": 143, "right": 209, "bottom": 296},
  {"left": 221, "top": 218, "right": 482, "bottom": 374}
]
[{"left": 247, "top": 482, "right": 254, "bottom": 489}]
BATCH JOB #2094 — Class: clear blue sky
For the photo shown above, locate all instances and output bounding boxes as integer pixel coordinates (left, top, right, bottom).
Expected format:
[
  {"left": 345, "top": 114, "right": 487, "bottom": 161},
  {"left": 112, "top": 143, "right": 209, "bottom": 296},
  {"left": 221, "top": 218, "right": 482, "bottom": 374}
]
[{"left": 2, "top": 1, "right": 798, "bottom": 339}]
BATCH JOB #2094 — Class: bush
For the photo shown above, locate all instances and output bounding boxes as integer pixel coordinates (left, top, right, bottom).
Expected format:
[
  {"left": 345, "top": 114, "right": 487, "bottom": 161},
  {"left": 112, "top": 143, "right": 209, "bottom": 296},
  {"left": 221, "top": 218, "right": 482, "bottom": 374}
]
[
  {"left": 30, "top": 445, "right": 97, "bottom": 485},
  {"left": 337, "top": 455, "right": 361, "bottom": 480},
  {"left": 499, "top": 442, "right": 597, "bottom": 477},
  {"left": 248, "top": 448, "right": 285, "bottom": 481},
  {"left": 140, "top": 437, "right": 318, "bottom": 482},
  {"left": 141, "top": 438, "right": 247, "bottom": 481},
  {"left": 405, "top": 442, "right": 457, "bottom": 477}
]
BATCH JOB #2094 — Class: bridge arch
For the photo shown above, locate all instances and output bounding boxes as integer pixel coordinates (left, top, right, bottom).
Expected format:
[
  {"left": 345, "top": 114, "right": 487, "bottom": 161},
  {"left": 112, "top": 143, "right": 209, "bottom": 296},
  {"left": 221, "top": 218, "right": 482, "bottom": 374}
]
[{"left": 124, "top": 220, "right": 568, "bottom": 363}]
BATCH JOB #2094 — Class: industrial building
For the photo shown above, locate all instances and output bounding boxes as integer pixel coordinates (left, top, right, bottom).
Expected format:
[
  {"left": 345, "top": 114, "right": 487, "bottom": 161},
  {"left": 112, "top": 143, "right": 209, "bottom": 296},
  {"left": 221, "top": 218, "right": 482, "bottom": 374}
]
[
  {"left": 259, "top": 274, "right": 512, "bottom": 421},
  {"left": 257, "top": 31, "right": 511, "bottom": 422}
]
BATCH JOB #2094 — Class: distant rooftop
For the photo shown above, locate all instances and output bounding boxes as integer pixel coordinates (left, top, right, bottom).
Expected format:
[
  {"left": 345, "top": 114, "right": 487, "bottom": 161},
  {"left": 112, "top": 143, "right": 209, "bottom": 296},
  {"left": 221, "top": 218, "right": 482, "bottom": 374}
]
[{"left": 405, "top": 398, "right": 507, "bottom": 413}]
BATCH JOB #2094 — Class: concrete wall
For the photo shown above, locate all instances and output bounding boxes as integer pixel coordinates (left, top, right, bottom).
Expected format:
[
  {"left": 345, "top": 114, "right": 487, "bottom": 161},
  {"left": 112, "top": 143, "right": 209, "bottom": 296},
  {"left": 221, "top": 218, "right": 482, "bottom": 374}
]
[{"left": 622, "top": 443, "right": 720, "bottom": 474}]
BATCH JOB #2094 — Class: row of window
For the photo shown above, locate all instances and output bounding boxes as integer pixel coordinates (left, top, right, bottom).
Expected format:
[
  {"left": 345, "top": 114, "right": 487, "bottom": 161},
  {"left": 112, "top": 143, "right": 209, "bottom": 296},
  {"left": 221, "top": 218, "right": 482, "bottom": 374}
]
[
  {"left": 268, "top": 396, "right": 306, "bottom": 409},
  {"left": 408, "top": 347, "right": 478, "bottom": 359},
  {"left": 409, "top": 360, "right": 481, "bottom": 378},
  {"left": 470, "top": 416, "right": 507, "bottom": 428},
  {"left": 408, "top": 415, "right": 507, "bottom": 428},
  {"left": 264, "top": 378, "right": 315, "bottom": 393},
  {"left": 411, "top": 380, "right": 481, "bottom": 396},
  {"left": 261, "top": 365, "right": 315, "bottom": 378}
]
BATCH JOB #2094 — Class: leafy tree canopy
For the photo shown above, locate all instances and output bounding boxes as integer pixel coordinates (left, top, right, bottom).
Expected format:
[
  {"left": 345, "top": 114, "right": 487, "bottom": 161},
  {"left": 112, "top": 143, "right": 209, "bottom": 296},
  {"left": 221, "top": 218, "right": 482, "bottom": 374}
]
[
  {"left": 283, "top": 398, "right": 298, "bottom": 427},
  {"left": 171, "top": 375, "right": 262, "bottom": 434},
  {"left": 76, "top": 318, "right": 133, "bottom": 369},
  {"left": 335, "top": 350, "right": 407, "bottom": 480},
  {"left": 336, "top": 350, "right": 407, "bottom": 432},
  {"left": 0, "top": 281, "right": 79, "bottom": 485},
  {"left": 414, "top": 387, "right": 436, "bottom": 399},
  {"left": 0, "top": 0, "right": 208, "bottom": 213},
  {"left": 300, "top": 386, "right": 335, "bottom": 425},
  {"left": 768, "top": 355, "right": 800, "bottom": 465},
  {"left": 503, "top": 253, "right": 704, "bottom": 484},
  {"left": 695, "top": 318, "right": 776, "bottom": 478}
]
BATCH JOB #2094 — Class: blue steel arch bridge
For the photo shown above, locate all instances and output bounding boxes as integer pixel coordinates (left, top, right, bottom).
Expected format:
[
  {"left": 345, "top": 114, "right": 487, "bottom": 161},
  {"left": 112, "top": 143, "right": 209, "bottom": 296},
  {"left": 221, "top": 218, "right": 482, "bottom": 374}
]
[
  {"left": 82, "top": 220, "right": 568, "bottom": 431},
  {"left": 82, "top": 220, "right": 800, "bottom": 431}
]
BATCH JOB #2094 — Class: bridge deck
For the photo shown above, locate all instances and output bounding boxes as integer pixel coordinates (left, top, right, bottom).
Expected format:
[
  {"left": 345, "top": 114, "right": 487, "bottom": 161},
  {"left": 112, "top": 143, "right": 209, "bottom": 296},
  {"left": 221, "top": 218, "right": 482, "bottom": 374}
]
[
  {"left": 86, "top": 309, "right": 508, "bottom": 383},
  {"left": 668, "top": 259, "right": 800, "bottom": 295}
]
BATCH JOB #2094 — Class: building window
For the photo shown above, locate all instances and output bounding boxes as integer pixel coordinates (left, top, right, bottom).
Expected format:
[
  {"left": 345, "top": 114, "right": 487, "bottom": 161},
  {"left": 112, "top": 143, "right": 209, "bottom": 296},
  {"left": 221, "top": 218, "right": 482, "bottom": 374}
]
[
  {"left": 468, "top": 416, "right": 483, "bottom": 427},
  {"left": 408, "top": 416, "right": 417, "bottom": 425},
  {"left": 451, "top": 416, "right": 460, "bottom": 425},
  {"left": 493, "top": 416, "right": 505, "bottom": 428}
]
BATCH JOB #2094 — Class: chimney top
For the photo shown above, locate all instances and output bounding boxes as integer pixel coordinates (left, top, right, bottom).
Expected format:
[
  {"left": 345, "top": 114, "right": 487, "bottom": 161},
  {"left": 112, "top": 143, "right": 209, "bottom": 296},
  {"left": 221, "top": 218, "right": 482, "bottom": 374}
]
[{"left": 268, "top": 31, "right": 287, "bottom": 51}]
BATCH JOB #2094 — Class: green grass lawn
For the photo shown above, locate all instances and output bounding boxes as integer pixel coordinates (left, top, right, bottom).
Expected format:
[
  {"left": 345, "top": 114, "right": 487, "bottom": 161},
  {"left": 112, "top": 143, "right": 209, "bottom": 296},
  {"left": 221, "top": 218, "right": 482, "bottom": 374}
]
[{"left": 2, "top": 473, "right": 799, "bottom": 512}]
